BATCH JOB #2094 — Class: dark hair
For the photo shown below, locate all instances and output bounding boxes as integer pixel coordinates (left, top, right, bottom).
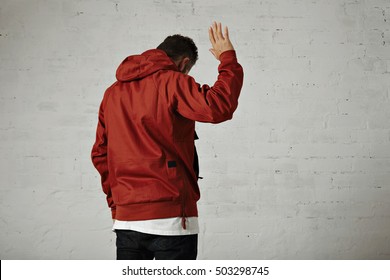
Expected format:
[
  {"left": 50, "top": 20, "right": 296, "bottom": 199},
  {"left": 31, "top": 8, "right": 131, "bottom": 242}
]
[{"left": 157, "top": 34, "right": 198, "bottom": 67}]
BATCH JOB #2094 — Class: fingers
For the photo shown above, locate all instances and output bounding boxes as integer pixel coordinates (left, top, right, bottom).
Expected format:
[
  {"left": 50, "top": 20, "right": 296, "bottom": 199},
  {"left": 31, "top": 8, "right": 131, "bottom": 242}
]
[
  {"left": 216, "top": 22, "right": 224, "bottom": 40},
  {"left": 210, "top": 22, "right": 227, "bottom": 41},
  {"left": 208, "top": 22, "right": 233, "bottom": 60},
  {"left": 211, "top": 22, "right": 218, "bottom": 39},
  {"left": 210, "top": 22, "right": 218, "bottom": 42},
  {"left": 224, "top": 26, "right": 229, "bottom": 40},
  {"left": 209, "top": 26, "right": 216, "bottom": 45},
  {"left": 216, "top": 22, "right": 221, "bottom": 40}
]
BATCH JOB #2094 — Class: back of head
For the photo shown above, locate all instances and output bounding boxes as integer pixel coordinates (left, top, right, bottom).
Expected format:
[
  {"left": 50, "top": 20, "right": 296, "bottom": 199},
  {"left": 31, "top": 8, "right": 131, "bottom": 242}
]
[{"left": 157, "top": 34, "right": 198, "bottom": 68}]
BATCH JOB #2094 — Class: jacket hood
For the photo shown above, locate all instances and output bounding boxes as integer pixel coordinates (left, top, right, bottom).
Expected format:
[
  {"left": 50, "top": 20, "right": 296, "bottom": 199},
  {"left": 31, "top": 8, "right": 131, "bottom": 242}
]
[{"left": 116, "top": 49, "right": 178, "bottom": 82}]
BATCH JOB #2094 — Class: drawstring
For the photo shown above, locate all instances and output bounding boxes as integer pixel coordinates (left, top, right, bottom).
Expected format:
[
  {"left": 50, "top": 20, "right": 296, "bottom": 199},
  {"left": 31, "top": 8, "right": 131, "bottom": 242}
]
[{"left": 181, "top": 216, "right": 187, "bottom": 230}]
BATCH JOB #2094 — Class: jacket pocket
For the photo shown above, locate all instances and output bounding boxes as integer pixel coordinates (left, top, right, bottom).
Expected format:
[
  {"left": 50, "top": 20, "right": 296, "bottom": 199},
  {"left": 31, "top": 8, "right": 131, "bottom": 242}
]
[{"left": 112, "top": 159, "right": 180, "bottom": 205}]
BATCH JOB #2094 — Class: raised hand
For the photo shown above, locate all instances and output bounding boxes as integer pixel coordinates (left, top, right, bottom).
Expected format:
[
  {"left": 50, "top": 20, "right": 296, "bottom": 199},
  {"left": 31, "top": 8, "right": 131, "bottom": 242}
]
[{"left": 208, "top": 22, "right": 235, "bottom": 60}]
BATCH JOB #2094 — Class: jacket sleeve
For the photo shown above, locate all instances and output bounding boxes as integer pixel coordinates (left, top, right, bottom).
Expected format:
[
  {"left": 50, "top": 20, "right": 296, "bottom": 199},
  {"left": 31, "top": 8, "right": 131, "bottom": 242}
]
[
  {"left": 91, "top": 90, "right": 116, "bottom": 219},
  {"left": 172, "top": 50, "right": 244, "bottom": 123}
]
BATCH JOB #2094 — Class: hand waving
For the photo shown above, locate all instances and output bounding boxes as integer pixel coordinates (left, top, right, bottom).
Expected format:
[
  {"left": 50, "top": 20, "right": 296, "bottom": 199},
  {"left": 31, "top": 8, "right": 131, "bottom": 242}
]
[{"left": 208, "top": 22, "right": 235, "bottom": 60}]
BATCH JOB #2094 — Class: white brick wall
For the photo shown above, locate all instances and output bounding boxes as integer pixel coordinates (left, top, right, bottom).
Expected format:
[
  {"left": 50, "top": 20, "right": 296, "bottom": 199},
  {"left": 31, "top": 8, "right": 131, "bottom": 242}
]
[{"left": 0, "top": 0, "right": 389, "bottom": 259}]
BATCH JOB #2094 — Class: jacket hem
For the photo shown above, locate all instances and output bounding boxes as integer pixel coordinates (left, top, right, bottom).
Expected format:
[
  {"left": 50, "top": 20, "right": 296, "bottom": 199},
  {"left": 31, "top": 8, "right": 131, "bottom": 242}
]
[{"left": 114, "top": 200, "right": 198, "bottom": 221}]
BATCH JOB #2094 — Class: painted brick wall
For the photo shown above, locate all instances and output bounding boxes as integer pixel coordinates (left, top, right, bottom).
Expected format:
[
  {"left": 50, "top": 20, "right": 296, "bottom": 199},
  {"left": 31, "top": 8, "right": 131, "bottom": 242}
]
[{"left": 0, "top": 0, "right": 389, "bottom": 259}]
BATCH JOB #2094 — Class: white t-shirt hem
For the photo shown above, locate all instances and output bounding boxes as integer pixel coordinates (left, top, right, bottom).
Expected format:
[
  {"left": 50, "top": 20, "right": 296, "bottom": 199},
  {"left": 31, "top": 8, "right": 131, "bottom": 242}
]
[{"left": 113, "top": 217, "right": 199, "bottom": 236}]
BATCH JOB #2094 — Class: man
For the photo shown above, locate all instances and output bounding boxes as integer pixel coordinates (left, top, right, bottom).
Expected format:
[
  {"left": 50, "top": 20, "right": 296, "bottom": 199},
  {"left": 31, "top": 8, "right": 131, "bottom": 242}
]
[{"left": 91, "top": 22, "right": 243, "bottom": 260}]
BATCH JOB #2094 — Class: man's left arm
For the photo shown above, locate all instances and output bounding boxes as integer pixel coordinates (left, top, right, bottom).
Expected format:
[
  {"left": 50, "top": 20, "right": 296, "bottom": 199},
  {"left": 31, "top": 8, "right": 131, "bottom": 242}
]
[{"left": 91, "top": 92, "right": 116, "bottom": 219}]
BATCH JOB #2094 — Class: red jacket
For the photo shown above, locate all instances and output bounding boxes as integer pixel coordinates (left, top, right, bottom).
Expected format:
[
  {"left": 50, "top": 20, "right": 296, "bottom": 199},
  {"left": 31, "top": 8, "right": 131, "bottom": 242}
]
[{"left": 91, "top": 49, "right": 243, "bottom": 224}]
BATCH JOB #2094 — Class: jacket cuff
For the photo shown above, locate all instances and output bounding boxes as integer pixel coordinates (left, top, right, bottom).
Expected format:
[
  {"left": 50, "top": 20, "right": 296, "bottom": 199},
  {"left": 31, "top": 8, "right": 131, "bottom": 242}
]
[{"left": 219, "top": 50, "right": 237, "bottom": 61}]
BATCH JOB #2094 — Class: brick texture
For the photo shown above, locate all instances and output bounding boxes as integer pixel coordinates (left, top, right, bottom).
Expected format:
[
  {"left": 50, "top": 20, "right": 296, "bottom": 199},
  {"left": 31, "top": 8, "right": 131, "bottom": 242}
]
[{"left": 0, "top": 0, "right": 389, "bottom": 259}]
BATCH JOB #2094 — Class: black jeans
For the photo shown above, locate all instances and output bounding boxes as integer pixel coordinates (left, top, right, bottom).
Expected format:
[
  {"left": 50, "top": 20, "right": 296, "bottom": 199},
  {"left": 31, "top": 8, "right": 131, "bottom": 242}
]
[{"left": 116, "top": 230, "right": 198, "bottom": 260}]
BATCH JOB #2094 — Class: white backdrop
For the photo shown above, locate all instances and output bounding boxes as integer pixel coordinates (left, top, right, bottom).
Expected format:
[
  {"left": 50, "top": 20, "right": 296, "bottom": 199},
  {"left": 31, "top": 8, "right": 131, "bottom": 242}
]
[{"left": 1, "top": 0, "right": 390, "bottom": 259}]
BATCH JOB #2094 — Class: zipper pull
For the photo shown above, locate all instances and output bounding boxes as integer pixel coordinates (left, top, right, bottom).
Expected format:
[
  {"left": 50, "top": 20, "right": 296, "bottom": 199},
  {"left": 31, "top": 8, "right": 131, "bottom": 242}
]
[{"left": 181, "top": 216, "right": 187, "bottom": 230}]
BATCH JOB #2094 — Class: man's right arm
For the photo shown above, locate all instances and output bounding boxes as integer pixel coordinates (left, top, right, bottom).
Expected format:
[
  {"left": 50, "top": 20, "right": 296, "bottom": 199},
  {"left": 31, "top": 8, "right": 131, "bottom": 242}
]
[{"left": 171, "top": 23, "right": 244, "bottom": 123}]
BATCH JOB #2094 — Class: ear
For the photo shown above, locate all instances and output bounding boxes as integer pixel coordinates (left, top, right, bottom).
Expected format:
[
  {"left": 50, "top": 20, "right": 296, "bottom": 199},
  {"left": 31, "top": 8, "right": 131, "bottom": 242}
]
[{"left": 178, "top": 57, "right": 191, "bottom": 73}]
